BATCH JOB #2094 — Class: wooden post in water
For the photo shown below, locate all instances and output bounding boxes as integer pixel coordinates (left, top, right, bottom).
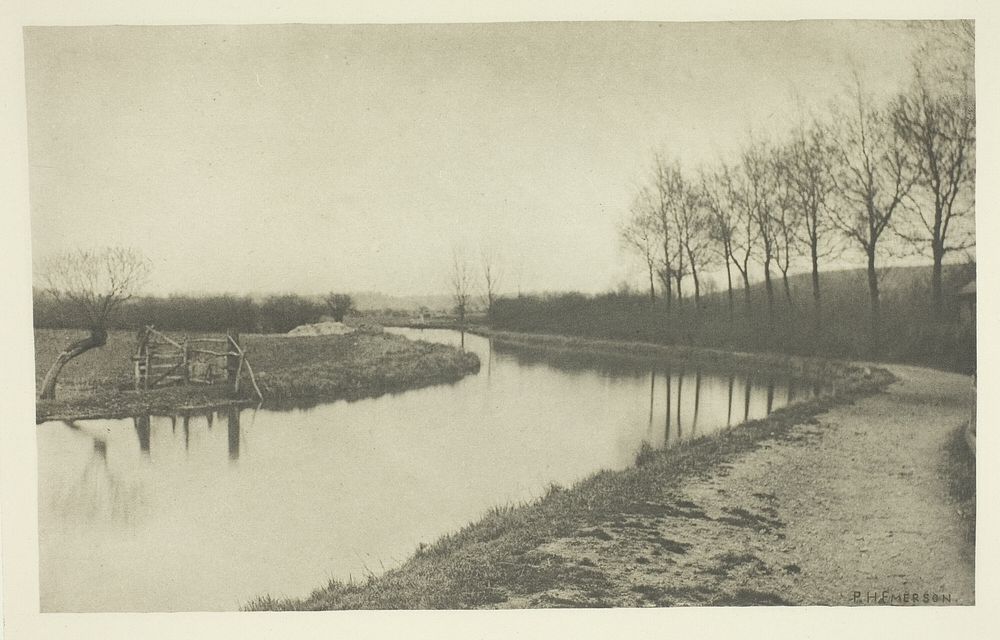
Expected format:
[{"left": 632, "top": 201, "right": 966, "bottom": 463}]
[{"left": 227, "top": 404, "right": 241, "bottom": 461}]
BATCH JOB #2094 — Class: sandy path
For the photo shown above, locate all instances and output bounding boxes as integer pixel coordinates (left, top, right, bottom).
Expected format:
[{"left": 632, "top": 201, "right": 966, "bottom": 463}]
[{"left": 500, "top": 364, "right": 975, "bottom": 607}]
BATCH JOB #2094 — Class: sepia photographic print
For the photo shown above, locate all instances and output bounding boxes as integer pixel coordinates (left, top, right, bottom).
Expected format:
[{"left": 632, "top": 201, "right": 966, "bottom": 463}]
[{"left": 1, "top": 2, "right": 996, "bottom": 639}]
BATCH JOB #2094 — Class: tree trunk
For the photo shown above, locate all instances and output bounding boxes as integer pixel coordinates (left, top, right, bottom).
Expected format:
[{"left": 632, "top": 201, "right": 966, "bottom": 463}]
[
  {"left": 742, "top": 269, "right": 752, "bottom": 311},
  {"left": 691, "top": 263, "right": 701, "bottom": 312},
  {"left": 662, "top": 239, "right": 672, "bottom": 315},
  {"left": 39, "top": 328, "right": 108, "bottom": 400},
  {"left": 781, "top": 271, "right": 792, "bottom": 307},
  {"left": 647, "top": 263, "right": 656, "bottom": 303},
  {"left": 686, "top": 247, "right": 701, "bottom": 312},
  {"left": 663, "top": 268, "right": 673, "bottom": 314},
  {"left": 866, "top": 249, "right": 881, "bottom": 356},
  {"left": 725, "top": 258, "right": 734, "bottom": 320},
  {"left": 811, "top": 244, "right": 821, "bottom": 330},
  {"left": 763, "top": 258, "right": 774, "bottom": 321},
  {"left": 931, "top": 244, "right": 944, "bottom": 319}
]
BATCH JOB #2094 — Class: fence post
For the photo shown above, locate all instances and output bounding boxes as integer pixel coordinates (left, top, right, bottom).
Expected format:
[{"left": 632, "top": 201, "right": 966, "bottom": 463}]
[
  {"left": 143, "top": 334, "right": 151, "bottom": 390},
  {"left": 134, "top": 326, "right": 149, "bottom": 391},
  {"left": 226, "top": 329, "right": 241, "bottom": 394}
]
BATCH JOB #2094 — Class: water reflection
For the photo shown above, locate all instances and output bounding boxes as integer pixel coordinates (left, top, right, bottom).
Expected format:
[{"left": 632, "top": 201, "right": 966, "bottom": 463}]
[
  {"left": 726, "top": 374, "right": 735, "bottom": 427},
  {"left": 134, "top": 415, "right": 150, "bottom": 455},
  {"left": 228, "top": 405, "right": 241, "bottom": 461},
  {"left": 744, "top": 374, "right": 752, "bottom": 422},
  {"left": 38, "top": 328, "right": 830, "bottom": 612}
]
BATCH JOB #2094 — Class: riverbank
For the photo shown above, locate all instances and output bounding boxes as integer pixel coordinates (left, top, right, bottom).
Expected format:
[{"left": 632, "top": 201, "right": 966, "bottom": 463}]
[
  {"left": 480, "top": 329, "right": 861, "bottom": 383},
  {"left": 34, "top": 329, "right": 480, "bottom": 422},
  {"left": 246, "top": 338, "right": 905, "bottom": 610}
]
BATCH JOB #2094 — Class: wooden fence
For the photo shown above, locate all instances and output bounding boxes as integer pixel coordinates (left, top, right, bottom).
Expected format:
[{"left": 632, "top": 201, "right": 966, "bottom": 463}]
[{"left": 133, "top": 326, "right": 262, "bottom": 400}]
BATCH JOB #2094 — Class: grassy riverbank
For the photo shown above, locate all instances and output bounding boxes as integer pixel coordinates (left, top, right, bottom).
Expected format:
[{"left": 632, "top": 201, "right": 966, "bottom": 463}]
[
  {"left": 246, "top": 339, "right": 892, "bottom": 610},
  {"left": 34, "top": 329, "right": 479, "bottom": 422},
  {"left": 945, "top": 423, "right": 976, "bottom": 563},
  {"left": 481, "top": 330, "right": 860, "bottom": 383},
  {"left": 488, "top": 264, "right": 976, "bottom": 374}
]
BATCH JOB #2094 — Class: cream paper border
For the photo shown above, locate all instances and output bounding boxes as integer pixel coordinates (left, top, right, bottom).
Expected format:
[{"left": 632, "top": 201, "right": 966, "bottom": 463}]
[{"left": 1, "top": 1, "right": 996, "bottom": 638}]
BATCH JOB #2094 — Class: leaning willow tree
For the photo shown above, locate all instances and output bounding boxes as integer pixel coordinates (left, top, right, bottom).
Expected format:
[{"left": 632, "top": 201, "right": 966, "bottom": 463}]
[{"left": 37, "top": 247, "right": 151, "bottom": 400}]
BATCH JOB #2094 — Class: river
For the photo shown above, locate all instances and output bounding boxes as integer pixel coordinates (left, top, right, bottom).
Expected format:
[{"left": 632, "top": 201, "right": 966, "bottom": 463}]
[{"left": 36, "top": 328, "right": 822, "bottom": 611}]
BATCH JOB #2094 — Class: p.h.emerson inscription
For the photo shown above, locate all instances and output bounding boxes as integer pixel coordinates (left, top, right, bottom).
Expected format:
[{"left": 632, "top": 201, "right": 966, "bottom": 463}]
[
  {"left": 22, "top": 20, "right": 974, "bottom": 613},
  {"left": 852, "top": 590, "right": 954, "bottom": 605}
]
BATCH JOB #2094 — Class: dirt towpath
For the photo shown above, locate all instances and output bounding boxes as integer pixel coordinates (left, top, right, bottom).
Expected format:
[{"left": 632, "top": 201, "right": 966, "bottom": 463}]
[{"left": 500, "top": 364, "right": 975, "bottom": 607}]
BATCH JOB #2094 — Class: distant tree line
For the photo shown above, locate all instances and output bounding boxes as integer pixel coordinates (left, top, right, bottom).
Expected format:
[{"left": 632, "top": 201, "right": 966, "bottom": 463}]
[
  {"left": 617, "top": 26, "right": 974, "bottom": 356},
  {"left": 491, "top": 262, "right": 976, "bottom": 373},
  {"left": 33, "top": 290, "right": 357, "bottom": 334}
]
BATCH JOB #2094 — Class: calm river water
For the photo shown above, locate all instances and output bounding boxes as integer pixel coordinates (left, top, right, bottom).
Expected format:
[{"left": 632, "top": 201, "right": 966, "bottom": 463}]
[{"left": 37, "top": 329, "right": 821, "bottom": 611}]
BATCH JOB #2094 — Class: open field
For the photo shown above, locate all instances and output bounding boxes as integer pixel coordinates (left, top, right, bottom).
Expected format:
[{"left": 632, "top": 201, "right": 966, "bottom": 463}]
[
  {"left": 33, "top": 329, "right": 480, "bottom": 422},
  {"left": 246, "top": 336, "right": 901, "bottom": 609}
]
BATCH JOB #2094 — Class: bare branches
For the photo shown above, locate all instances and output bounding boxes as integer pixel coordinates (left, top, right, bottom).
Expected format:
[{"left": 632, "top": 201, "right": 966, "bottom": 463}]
[
  {"left": 480, "top": 244, "right": 503, "bottom": 320},
  {"left": 37, "top": 246, "right": 151, "bottom": 399},
  {"left": 450, "top": 247, "right": 475, "bottom": 326},
  {"left": 891, "top": 47, "right": 976, "bottom": 311},
  {"left": 620, "top": 188, "right": 660, "bottom": 301},
  {"left": 828, "top": 79, "right": 918, "bottom": 256},
  {"left": 40, "top": 247, "right": 151, "bottom": 330},
  {"left": 618, "top": 35, "right": 973, "bottom": 344}
]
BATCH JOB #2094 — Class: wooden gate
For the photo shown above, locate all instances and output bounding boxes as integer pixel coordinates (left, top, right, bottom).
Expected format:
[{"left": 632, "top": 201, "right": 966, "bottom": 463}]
[{"left": 133, "top": 326, "right": 262, "bottom": 399}]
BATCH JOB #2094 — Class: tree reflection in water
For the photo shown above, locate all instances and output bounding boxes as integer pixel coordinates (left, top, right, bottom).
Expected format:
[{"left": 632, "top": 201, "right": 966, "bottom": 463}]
[{"left": 54, "top": 421, "right": 141, "bottom": 523}]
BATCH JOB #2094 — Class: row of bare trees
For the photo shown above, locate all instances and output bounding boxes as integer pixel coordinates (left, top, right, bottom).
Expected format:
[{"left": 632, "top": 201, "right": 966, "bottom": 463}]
[
  {"left": 621, "top": 44, "right": 974, "bottom": 353},
  {"left": 449, "top": 245, "right": 504, "bottom": 328}
]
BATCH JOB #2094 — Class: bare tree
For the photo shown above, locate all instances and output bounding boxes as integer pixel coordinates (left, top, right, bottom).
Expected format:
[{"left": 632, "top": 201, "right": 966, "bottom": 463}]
[
  {"left": 675, "top": 178, "right": 713, "bottom": 311},
  {"left": 770, "top": 146, "right": 802, "bottom": 308},
  {"left": 479, "top": 244, "right": 504, "bottom": 322},
  {"left": 783, "top": 118, "right": 839, "bottom": 326},
  {"left": 450, "top": 247, "right": 475, "bottom": 340},
  {"left": 742, "top": 140, "right": 778, "bottom": 320},
  {"left": 830, "top": 79, "right": 917, "bottom": 354},
  {"left": 38, "top": 247, "right": 151, "bottom": 400},
  {"left": 701, "top": 166, "right": 738, "bottom": 318},
  {"left": 651, "top": 155, "right": 688, "bottom": 312},
  {"left": 892, "top": 52, "right": 975, "bottom": 316},
  {"left": 724, "top": 165, "right": 759, "bottom": 311},
  {"left": 620, "top": 188, "right": 660, "bottom": 302}
]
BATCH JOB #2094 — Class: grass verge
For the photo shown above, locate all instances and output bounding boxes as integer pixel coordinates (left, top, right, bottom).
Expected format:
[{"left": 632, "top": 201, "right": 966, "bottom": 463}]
[
  {"left": 474, "top": 329, "right": 866, "bottom": 392},
  {"left": 944, "top": 422, "right": 976, "bottom": 565}
]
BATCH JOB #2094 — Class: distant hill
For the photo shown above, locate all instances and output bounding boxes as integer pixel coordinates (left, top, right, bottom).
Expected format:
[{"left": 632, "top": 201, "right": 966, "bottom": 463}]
[
  {"left": 698, "top": 263, "right": 975, "bottom": 308},
  {"left": 349, "top": 291, "right": 456, "bottom": 313}
]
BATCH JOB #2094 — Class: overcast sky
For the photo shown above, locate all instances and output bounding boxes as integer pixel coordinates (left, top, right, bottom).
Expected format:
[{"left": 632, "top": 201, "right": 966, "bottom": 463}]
[{"left": 25, "top": 21, "right": 930, "bottom": 297}]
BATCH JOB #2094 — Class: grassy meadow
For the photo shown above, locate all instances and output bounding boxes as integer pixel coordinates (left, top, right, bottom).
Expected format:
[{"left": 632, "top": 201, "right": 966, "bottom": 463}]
[{"left": 34, "top": 329, "right": 480, "bottom": 422}]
